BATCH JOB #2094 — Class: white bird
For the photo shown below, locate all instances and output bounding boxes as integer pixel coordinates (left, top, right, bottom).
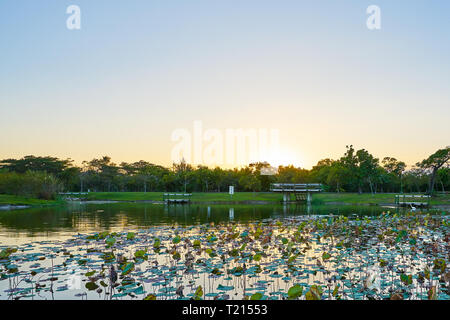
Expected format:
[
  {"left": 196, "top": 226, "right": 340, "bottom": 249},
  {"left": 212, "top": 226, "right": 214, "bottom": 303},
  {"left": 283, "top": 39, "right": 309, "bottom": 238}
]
[{"left": 410, "top": 204, "right": 417, "bottom": 211}]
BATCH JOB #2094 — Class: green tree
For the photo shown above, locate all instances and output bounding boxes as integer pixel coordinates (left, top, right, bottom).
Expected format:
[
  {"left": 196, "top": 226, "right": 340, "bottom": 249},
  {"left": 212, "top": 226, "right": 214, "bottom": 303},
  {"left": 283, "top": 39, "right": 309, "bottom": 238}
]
[
  {"left": 340, "top": 145, "right": 379, "bottom": 194},
  {"left": 0, "top": 155, "right": 77, "bottom": 190},
  {"left": 238, "top": 173, "right": 261, "bottom": 192},
  {"left": 192, "top": 165, "right": 213, "bottom": 192},
  {"left": 172, "top": 158, "right": 193, "bottom": 192},
  {"left": 382, "top": 157, "right": 406, "bottom": 176},
  {"left": 416, "top": 147, "right": 450, "bottom": 194},
  {"left": 326, "top": 161, "right": 349, "bottom": 192},
  {"left": 84, "top": 156, "right": 120, "bottom": 192},
  {"left": 0, "top": 171, "right": 62, "bottom": 199},
  {"left": 436, "top": 166, "right": 449, "bottom": 192},
  {"left": 277, "top": 165, "right": 310, "bottom": 184},
  {"left": 249, "top": 162, "right": 276, "bottom": 191},
  {"left": 121, "top": 161, "right": 167, "bottom": 192},
  {"left": 381, "top": 157, "right": 406, "bottom": 192}
]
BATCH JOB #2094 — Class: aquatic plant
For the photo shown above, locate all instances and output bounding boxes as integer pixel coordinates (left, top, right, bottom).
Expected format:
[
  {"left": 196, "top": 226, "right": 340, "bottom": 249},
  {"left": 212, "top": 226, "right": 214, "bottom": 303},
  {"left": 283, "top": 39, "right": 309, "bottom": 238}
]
[{"left": 0, "top": 210, "right": 448, "bottom": 300}]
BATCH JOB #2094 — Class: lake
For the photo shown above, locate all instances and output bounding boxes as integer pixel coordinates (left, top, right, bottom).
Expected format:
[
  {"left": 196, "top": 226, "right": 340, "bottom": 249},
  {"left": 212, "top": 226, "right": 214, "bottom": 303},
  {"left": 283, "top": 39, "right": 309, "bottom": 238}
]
[
  {"left": 0, "top": 203, "right": 399, "bottom": 243},
  {"left": 0, "top": 203, "right": 448, "bottom": 300}
]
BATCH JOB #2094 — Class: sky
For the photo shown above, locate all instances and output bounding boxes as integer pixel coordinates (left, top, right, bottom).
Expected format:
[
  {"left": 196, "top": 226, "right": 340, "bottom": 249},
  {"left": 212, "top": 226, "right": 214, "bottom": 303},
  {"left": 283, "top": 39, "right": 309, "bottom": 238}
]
[{"left": 0, "top": 0, "right": 449, "bottom": 169}]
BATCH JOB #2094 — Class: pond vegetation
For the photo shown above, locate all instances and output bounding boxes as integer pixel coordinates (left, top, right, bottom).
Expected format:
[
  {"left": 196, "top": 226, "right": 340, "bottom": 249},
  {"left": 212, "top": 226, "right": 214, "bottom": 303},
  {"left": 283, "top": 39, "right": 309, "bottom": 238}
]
[{"left": 1, "top": 209, "right": 448, "bottom": 300}]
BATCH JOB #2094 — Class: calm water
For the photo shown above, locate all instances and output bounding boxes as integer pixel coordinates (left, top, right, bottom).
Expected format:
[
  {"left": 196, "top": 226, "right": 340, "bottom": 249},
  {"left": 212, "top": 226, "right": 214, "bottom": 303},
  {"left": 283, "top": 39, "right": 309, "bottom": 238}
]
[{"left": 1, "top": 202, "right": 405, "bottom": 245}]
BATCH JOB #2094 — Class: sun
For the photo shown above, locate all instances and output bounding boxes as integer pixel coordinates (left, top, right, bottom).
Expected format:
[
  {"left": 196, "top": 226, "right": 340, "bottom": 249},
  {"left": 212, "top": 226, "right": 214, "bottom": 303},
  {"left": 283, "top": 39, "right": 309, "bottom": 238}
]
[{"left": 261, "top": 148, "right": 302, "bottom": 168}]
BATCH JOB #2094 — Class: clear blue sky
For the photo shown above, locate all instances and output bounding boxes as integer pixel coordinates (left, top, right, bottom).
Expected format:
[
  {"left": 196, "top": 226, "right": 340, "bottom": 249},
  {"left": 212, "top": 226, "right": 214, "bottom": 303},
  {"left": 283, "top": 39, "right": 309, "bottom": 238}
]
[{"left": 0, "top": 1, "right": 449, "bottom": 168}]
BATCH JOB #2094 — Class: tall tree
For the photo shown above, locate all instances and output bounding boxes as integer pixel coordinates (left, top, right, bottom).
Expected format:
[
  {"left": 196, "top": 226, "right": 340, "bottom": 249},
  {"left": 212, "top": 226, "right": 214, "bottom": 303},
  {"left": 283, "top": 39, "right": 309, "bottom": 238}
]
[
  {"left": 249, "top": 162, "right": 276, "bottom": 191},
  {"left": 172, "top": 158, "right": 193, "bottom": 192},
  {"left": 0, "top": 155, "right": 72, "bottom": 174},
  {"left": 0, "top": 155, "right": 77, "bottom": 190},
  {"left": 340, "top": 145, "right": 379, "bottom": 194},
  {"left": 436, "top": 166, "right": 449, "bottom": 192},
  {"left": 382, "top": 157, "right": 406, "bottom": 192},
  {"left": 84, "top": 156, "right": 119, "bottom": 192},
  {"left": 355, "top": 149, "right": 379, "bottom": 194},
  {"left": 416, "top": 147, "right": 450, "bottom": 194},
  {"left": 326, "top": 161, "right": 349, "bottom": 192},
  {"left": 382, "top": 157, "right": 406, "bottom": 176}
]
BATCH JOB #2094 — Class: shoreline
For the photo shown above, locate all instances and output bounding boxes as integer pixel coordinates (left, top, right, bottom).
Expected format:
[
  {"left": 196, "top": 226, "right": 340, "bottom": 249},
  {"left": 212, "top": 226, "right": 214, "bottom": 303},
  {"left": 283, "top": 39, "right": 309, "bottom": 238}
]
[
  {"left": 0, "top": 204, "right": 31, "bottom": 211},
  {"left": 1, "top": 192, "right": 448, "bottom": 210},
  {"left": 0, "top": 199, "right": 446, "bottom": 210},
  {"left": 65, "top": 199, "right": 448, "bottom": 210}
]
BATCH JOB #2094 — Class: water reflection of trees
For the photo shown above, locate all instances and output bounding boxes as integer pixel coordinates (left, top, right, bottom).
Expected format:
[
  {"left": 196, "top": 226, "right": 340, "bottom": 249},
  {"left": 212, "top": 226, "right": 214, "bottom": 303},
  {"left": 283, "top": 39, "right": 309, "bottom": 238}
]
[{"left": 0, "top": 204, "right": 392, "bottom": 238}]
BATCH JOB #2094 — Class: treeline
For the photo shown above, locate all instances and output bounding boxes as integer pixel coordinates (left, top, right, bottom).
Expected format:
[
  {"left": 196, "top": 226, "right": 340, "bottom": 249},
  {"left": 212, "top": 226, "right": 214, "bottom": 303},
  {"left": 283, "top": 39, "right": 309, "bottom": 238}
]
[
  {"left": 0, "top": 146, "right": 448, "bottom": 199},
  {"left": 0, "top": 171, "right": 62, "bottom": 200}
]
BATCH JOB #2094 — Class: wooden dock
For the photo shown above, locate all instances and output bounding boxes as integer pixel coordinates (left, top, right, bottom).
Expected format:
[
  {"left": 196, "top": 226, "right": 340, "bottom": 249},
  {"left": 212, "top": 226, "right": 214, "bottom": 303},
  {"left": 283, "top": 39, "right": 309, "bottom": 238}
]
[
  {"left": 270, "top": 183, "right": 323, "bottom": 203},
  {"left": 59, "top": 192, "right": 89, "bottom": 195},
  {"left": 394, "top": 194, "right": 430, "bottom": 207},
  {"left": 163, "top": 193, "right": 192, "bottom": 204},
  {"left": 59, "top": 192, "right": 89, "bottom": 200}
]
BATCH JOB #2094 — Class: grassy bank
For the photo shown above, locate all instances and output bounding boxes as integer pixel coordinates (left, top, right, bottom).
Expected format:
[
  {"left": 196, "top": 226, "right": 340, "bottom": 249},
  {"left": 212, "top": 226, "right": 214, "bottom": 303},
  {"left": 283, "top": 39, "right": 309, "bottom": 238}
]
[
  {"left": 85, "top": 192, "right": 281, "bottom": 202},
  {"left": 84, "top": 191, "right": 450, "bottom": 205},
  {"left": 0, "top": 194, "right": 63, "bottom": 206},
  {"left": 313, "top": 192, "right": 450, "bottom": 205},
  {"left": 1, "top": 192, "right": 448, "bottom": 207}
]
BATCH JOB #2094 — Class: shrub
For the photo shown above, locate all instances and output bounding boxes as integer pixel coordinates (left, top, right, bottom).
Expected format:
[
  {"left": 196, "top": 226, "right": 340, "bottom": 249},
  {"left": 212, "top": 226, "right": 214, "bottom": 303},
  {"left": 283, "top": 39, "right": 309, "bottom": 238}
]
[{"left": 0, "top": 171, "right": 62, "bottom": 199}]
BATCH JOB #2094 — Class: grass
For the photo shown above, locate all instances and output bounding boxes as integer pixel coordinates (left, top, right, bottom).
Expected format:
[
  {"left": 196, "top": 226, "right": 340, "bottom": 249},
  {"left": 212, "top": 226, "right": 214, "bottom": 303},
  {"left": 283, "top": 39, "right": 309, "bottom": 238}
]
[
  {"left": 85, "top": 192, "right": 164, "bottom": 201},
  {"left": 313, "top": 193, "right": 401, "bottom": 205},
  {"left": 85, "top": 192, "right": 281, "bottom": 202},
  {"left": 314, "top": 192, "right": 450, "bottom": 205},
  {"left": 84, "top": 191, "right": 450, "bottom": 205},
  {"left": 1, "top": 192, "right": 448, "bottom": 207},
  {"left": 0, "top": 194, "right": 63, "bottom": 206}
]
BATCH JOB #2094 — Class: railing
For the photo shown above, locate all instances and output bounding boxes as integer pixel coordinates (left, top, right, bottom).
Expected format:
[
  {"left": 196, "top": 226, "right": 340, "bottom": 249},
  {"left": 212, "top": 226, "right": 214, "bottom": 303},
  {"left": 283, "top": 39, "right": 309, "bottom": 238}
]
[
  {"left": 163, "top": 193, "right": 192, "bottom": 203},
  {"left": 394, "top": 194, "right": 431, "bottom": 206},
  {"left": 59, "top": 192, "right": 89, "bottom": 195},
  {"left": 270, "top": 183, "right": 323, "bottom": 192}
]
